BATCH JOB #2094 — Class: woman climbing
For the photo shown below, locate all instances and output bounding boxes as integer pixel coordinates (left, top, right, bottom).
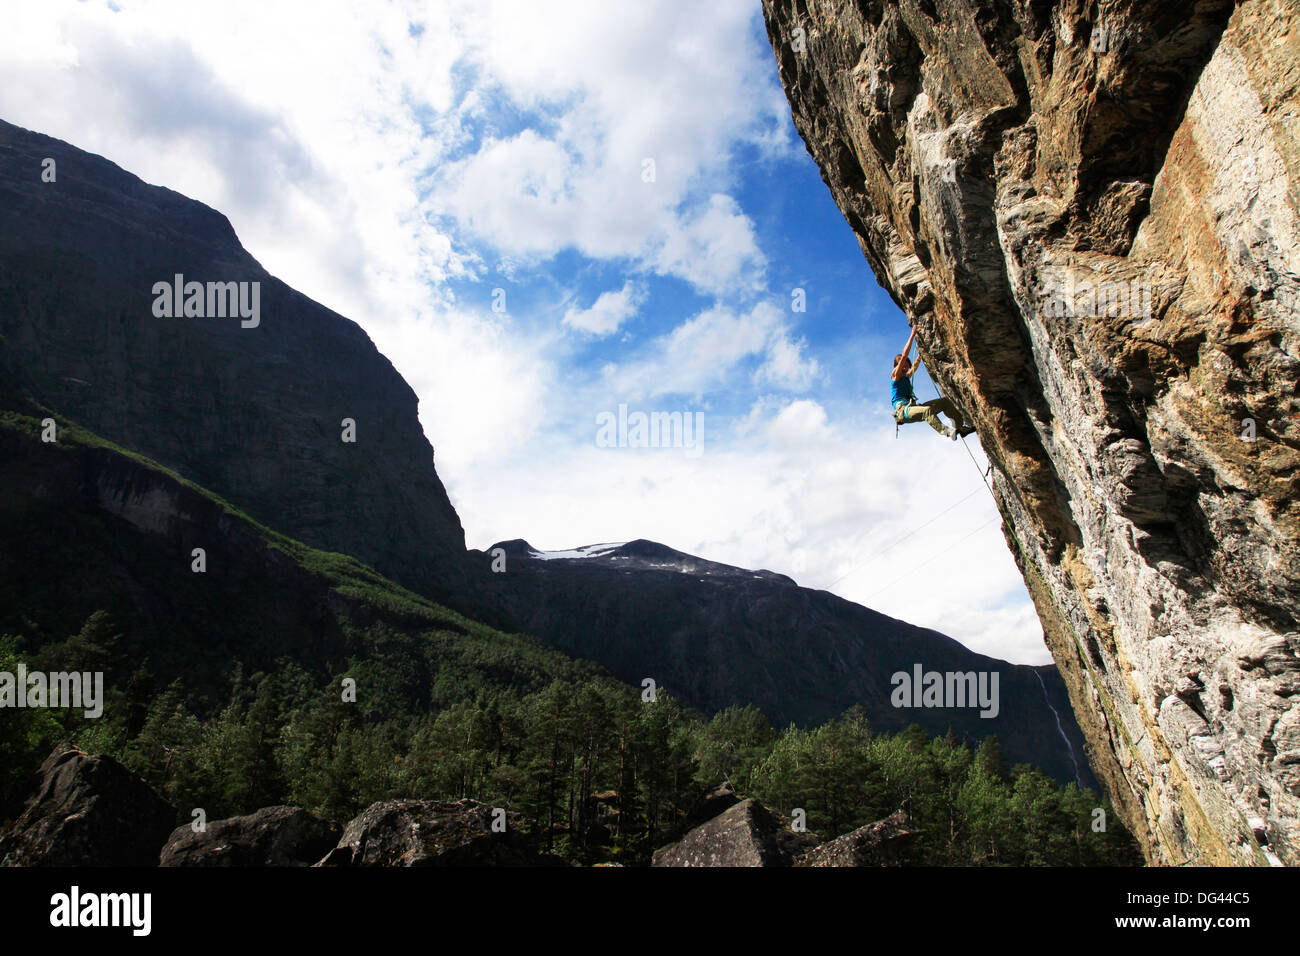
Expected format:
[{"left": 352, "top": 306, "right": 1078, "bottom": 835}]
[{"left": 891, "top": 326, "right": 973, "bottom": 440}]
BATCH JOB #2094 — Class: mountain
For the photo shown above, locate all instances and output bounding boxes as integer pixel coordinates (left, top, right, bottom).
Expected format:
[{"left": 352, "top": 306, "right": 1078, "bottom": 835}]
[
  {"left": 0, "top": 357, "right": 605, "bottom": 708},
  {"left": 478, "top": 538, "right": 1096, "bottom": 788},
  {"left": 761, "top": 0, "right": 1299, "bottom": 864},
  {"left": 0, "top": 119, "right": 476, "bottom": 614}
]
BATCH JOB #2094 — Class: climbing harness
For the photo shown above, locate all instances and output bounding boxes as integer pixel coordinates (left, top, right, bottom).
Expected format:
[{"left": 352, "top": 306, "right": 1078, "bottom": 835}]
[{"left": 892, "top": 396, "right": 915, "bottom": 438}]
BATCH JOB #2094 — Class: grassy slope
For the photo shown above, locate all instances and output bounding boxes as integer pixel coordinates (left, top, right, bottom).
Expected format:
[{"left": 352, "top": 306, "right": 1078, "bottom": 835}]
[{"left": 0, "top": 395, "right": 616, "bottom": 714}]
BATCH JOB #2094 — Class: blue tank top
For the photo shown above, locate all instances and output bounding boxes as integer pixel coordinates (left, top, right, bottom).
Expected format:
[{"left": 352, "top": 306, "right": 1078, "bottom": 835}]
[{"left": 891, "top": 375, "right": 913, "bottom": 407}]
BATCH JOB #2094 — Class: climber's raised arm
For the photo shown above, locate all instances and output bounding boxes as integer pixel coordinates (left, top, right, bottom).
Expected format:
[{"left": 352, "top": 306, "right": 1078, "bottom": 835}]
[{"left": 893, "top": 328, "right": 917, "bottom": 380}]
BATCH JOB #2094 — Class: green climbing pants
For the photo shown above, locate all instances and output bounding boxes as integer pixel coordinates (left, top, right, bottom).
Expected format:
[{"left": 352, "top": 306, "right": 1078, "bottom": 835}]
[{"left": 895, "top": 397, "right": 961, "bottom": 435}]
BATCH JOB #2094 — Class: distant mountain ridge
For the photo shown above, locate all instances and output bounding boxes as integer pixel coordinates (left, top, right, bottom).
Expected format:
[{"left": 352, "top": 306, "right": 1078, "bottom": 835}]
[
  {"left": 493, "top": 537, "right": 796, "bottom": 583},
  {"left": 480, "top": 538, "right": 1097, "bottom": 788}
]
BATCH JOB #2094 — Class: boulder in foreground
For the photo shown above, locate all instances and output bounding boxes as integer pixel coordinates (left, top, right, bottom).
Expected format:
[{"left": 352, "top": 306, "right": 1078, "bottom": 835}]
[
  {"left": 652, "top": 798, "right": 816, "bottom": 867},
  {"left": 318, "top": 799, "right": 564, "bottom": 867},
  {"left": 796, "top": 810, "right": 917, "bottom": 867},
  {"left": 0, "top": 743, "right": 176, "bottom": 867},
  {"left": 160, "top": 805, "right": 339, "bottom": 867}
]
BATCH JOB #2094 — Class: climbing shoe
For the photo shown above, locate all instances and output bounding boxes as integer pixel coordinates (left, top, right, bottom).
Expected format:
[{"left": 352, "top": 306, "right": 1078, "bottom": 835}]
[
  {"left": 947, "top": 426, "right": 959, "bottom": 441},
  {"left": 958, "top": 422, "right": 976, "bottom": 437}
]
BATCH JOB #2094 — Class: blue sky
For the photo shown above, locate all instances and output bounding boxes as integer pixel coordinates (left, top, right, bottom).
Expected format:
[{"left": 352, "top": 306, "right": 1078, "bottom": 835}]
[{"left": 0, "top": 0, "right": 1046, "bottom": 663}]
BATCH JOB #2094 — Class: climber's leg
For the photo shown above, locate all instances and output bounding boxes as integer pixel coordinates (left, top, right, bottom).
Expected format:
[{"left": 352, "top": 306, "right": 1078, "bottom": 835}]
[
  {"left": 901, "top": 401, "right": 951, "bottom": 436},
  {"left": 924, "top": 396, "right": 976, "bottom": 435},
  {"left": 925, "top": 396, "right": 962, "bottom": 427}
]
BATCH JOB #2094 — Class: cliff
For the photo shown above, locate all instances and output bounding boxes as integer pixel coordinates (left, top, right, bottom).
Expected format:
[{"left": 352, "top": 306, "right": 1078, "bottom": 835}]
[
  {"left": 762, "top": 0, "right": 1299, "bottom": 865},
  {"left": 0, "top": 119, "right": 472, "bottom": 609}
]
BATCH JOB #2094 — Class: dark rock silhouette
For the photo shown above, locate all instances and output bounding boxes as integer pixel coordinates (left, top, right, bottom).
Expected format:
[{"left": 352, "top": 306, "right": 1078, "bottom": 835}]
[
  {"left": 159, "top": 806, "right": 339, "bottom": 867},
  {"left": 797, "top": 809, "right": 918, "bottom": 867},
  {"left": 688, "top": 782, "right": 742, "bottom": 825},
  {"left": 318, "top": 799, "right": 564, "bottom": 867},
  {"left": 0, "top": 743, "right": 175, "bottom": 867},
  {"left": 0, "top": 118, "right": 473, "bottom": 612},
  {"left": 651, "top": 798, "right": 817, "bottom": 867}
]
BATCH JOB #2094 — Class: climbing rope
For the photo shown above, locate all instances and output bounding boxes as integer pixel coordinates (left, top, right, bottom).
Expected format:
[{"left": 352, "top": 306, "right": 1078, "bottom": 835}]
[
  {"left": 828, "top": 487, "right": 982, "bottom": 589},
  {"left": 960, "top": 433, "right": 996, "bottom": 498},
  {"left": 865, "top": 516, "right": 998, "bottom": 601},
  {"left": 905, "top": 353, "right": 997, "bottom": 497}
]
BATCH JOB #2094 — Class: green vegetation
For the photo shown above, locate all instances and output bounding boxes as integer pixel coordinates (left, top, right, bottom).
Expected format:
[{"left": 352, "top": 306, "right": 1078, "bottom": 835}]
[{"left": 2, "top": 615, "right": 1141, "bottom": 866}]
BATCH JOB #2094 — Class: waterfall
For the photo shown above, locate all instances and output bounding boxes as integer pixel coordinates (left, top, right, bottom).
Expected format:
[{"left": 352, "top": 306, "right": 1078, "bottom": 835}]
[{"left": 1035, "top": 670, "right": 1083, "bottom": 788}]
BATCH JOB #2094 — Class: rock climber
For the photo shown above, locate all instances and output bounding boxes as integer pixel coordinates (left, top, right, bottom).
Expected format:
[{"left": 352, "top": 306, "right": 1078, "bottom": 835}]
[{"left": 892, "top": 326, "right": 974, "bottom": 440}]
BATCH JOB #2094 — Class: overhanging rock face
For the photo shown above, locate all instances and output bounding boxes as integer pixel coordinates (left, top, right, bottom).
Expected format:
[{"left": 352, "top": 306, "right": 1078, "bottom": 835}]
[{"left": 761, "top": 0, "right": 1299, "bottom": 865}]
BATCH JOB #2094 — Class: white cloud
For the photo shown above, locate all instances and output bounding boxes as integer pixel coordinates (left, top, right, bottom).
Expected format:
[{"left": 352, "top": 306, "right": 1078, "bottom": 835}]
[
  {"left": 757, "top": 335, "right": 819, "bottom": 392},
  {"left": 601, "top": 301, "right": 819, "bottom": 400},
  {"left": 649, "top": 193, "right": 766, "bottom": 295},
  {"left": 563, "top": 281, "right": 646, "bottom": 336},
  {"left": 366, "top": 307, "right": 556, "bottom": 476},
  {"left": 429, "top": 1, "right": 786, "bottom": 296},
  {"left": 763, "top": 399, "right": 833, "bottom": 446},
  {"left": 0, "top": 0, "right": 476, "bottom": 326},
  {"left": 0, "top": 0, "right": 1048, "bottom": 665},
  {"left": 458, "top": 398, "right": 1049, "bottom": 664}
]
